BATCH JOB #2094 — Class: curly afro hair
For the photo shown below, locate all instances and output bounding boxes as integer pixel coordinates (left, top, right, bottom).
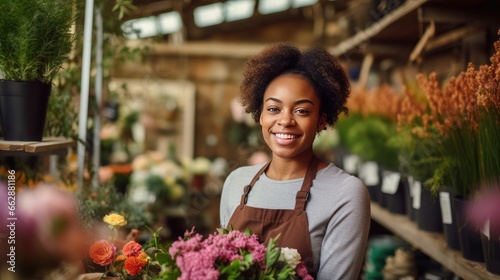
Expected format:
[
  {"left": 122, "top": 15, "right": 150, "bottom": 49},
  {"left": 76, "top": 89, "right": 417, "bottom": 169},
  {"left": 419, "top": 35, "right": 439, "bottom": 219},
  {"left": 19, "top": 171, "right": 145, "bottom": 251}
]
[{"left": 239, "top": 42, "right": 350, "bottom": 127}]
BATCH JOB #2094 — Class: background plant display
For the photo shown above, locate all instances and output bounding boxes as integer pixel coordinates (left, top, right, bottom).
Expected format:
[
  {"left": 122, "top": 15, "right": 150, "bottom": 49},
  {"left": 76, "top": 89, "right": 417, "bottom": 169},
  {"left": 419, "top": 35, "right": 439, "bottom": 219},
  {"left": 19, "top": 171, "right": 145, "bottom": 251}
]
[
  {"left": 337, "top": 84, "right": 403, "bottom": 171},
  {"left": 397, "top": 32, "right": 500, "bottom": 198}
]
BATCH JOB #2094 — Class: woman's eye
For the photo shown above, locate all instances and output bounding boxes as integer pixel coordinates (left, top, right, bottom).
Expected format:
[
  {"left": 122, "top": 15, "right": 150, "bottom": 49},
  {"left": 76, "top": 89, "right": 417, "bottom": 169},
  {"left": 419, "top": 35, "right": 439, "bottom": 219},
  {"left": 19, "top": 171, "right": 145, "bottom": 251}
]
[
  {"left": 267, "top": 107, "right": 279, "bottom": 112},
  {"left": 295, "top": 109, "right": 309, "bottom": 115}
]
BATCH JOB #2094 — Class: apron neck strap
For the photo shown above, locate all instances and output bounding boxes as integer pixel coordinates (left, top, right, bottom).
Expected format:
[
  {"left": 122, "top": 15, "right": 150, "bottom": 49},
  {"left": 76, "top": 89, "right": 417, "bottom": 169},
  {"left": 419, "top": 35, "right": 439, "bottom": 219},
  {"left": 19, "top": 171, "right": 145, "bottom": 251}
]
[
  {"left": 295, "top": 156, "right": 319, "bottom": 212},
  {"left": 239, "top": 161, "right": 271, "bottom": 207},
  {"left": 238, "top": 157, "right": 319, "bottom": 211}
]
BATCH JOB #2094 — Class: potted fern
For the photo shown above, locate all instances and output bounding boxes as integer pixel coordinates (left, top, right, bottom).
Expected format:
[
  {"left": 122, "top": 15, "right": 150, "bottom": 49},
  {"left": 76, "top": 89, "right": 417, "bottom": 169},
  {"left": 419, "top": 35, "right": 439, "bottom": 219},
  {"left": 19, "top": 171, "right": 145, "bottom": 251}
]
[{"left": 0, "top": 0, "right": 74, "bottom": 141}]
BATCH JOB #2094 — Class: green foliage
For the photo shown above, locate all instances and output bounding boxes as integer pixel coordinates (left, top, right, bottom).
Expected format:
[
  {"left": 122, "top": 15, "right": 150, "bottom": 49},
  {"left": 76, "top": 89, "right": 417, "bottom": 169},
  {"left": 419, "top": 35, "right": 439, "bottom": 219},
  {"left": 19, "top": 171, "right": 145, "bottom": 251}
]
[
  {"left": 388, "top": 127, "right": 446, "bottom": 194},
  {"left": 78, "top": 181, "right": 152, "bottom": 230},
  {"left": 0, "top": 0, "right": 74, "bottom": 83},
  {"left": 43, "top": 0, "right": 148, "bottom": 140},
  {"left": 339, "top": 113, "right": 399, "bottom": 170},
  {"left": 45, "top": 67, "right": 80, "bottom": 138},
  {"left": 438, "top": 122, "right": 479, "bottom": 197},
  {"left": 477, "top": 107, "right": 500, "bottom": 185},
  {"left": 146, "top": 174, "right": 171, "bottom": 199},
  {"left": 335, "top": 112, "right": 364, "bottom": 150}
]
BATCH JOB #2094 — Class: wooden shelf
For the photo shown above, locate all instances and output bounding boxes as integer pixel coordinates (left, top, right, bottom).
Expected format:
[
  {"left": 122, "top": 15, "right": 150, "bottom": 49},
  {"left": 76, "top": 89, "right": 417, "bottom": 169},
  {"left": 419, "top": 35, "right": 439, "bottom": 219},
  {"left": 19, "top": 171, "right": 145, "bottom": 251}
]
[
  {"left": 371, "top": 203, "right": 500, "bottom": 279},
  {"left": 0, "top": 137, "right": 74, "bottom": 155}
]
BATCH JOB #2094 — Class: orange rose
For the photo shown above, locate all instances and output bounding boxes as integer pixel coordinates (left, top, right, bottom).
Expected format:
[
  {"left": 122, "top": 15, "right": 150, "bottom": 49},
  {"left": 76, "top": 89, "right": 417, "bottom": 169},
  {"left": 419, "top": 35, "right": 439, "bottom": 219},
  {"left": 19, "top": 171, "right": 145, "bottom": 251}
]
[
  {"left": 122, "top": 241, "right": 142, "bottom": 258},
  {"left": 124, "top": 254, "right": 148, "bottom": 276},
  {"left": 113, "top": 254, "right": 126, "bottom": 270},
  {"left": 89, "top": 240, "right": 116, "bottom": 266}
]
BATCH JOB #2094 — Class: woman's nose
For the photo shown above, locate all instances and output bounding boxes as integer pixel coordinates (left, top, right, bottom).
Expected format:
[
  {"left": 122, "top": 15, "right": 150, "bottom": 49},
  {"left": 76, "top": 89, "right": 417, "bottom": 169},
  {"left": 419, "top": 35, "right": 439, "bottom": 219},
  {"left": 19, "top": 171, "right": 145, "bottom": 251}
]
[{"left": 278, "top": 112, "right": 295, "bottom": 126}]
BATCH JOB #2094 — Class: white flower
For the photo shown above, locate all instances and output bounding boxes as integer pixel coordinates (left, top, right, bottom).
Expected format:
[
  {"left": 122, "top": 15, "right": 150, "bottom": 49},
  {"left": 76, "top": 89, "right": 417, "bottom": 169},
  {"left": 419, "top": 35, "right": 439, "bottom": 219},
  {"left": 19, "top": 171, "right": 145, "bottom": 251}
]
[
  {"left": 132, "top": 154, "right": 150, "bottom": 170},
  {"left": 280, "top": 247, "right": 301, "bottom": 269},
  {"left": 151, "top": 160, "right": 184, "bottom": 179},
  {"left": 190, "top": 157, "right": 212, "bottom": 175}
]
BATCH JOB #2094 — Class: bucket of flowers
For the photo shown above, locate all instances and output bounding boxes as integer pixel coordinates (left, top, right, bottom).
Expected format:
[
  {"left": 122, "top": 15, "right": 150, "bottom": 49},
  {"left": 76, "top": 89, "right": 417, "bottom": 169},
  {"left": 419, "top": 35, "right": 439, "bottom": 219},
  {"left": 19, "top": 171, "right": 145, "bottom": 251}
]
[{"left": 84, "top": 213, "right": 313, "bottom": 279}]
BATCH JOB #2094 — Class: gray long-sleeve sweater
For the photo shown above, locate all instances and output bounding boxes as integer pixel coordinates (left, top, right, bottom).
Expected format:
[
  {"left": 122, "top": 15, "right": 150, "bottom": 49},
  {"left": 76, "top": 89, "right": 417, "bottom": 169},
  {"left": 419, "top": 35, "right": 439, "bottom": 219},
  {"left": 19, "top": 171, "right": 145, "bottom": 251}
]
[{"left": 220, "top": 162, "right": 371, "bottom": 280}]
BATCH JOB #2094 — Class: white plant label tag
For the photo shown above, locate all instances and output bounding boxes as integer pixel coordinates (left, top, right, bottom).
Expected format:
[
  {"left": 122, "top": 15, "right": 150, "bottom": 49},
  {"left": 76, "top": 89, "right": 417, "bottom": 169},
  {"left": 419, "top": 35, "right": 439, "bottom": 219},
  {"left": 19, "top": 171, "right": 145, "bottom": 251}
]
[
  {"left": 482, "top": 220, "right": 490, "bottom": 240},
  {"left": 343, "top": 154, "right": 359, "bottom": 174},
  {"left": 361, "top": 161, "right": 379, "bottom": 186},
  {"left": 407, "top": 176, "right": 414, "bottom": 198},
  {"left": 412, "top": 181, "right": 422, "bottom": 209},
  {"left": 381, "top": 171, "right": 401, "bottom": 195},
  {"left": 439, "top": 192, "right": 453, "bottom": 224}
]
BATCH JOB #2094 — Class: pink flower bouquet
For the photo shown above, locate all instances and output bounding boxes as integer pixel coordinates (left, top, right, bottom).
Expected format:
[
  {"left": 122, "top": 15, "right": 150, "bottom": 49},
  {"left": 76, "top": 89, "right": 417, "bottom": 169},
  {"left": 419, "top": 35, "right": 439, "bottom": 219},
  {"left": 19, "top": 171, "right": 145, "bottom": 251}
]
[
  {"left": 155, "top": 228, "right": 313, "bottom": 280},
  {"left": 87, "top": 215, "right": 313, "bottom": 279}
]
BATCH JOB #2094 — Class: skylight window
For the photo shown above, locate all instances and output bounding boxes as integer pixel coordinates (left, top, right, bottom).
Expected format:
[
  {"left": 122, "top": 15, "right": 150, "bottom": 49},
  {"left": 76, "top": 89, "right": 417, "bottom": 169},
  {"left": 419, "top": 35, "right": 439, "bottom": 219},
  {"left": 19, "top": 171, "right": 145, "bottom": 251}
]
[
  {"left": 123, "top": 16, "right": 158, "bottom": 39},
  {"left": 194, "top": 3, "right": 224, "bottom": 27},
  {"left": 158, "top": 11, "right": 182, "bottom": 34},
  {"left": 258, "top": 0, "right": 290, "bottom": 15},
  {"left": 225, "top": 0, "right": 255, "bottom": 22},
  {"left": 292, "top": 0, "right": 318, "bottom": 8}
]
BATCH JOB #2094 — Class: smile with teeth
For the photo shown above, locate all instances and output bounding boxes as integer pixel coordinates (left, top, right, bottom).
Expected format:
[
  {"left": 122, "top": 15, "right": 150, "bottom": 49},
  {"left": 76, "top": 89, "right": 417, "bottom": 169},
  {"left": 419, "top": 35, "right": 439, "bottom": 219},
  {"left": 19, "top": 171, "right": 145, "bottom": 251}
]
[{"left": 274, "top": 133, "right": 298, "bottom": 139}]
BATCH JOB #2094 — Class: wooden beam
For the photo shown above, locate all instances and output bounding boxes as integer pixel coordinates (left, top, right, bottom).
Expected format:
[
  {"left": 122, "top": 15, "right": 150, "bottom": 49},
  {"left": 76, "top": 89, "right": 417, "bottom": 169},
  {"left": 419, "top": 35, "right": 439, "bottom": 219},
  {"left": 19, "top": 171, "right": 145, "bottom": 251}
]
[
  {"left": 329, "top": 0, "right": 428, "bottom": 56},
  {"left": 127, "top": 40, "right": 311, "bottom": 59},
  {"left": 358, "top": 53, "right": 374, "bottom": 89},
  {"left": 409, "top": 20, "right": 435, "bottom": 63},
  {"left": 424, "top": 23, "right": 487, "bottom": 52}
]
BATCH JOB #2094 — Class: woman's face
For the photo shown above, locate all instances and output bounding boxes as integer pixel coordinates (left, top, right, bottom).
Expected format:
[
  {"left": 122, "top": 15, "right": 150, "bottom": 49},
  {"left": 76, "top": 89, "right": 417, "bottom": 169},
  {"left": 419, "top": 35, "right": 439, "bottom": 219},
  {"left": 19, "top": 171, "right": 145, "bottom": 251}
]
[{"left": 259, "top": 74, "right": 326, "bottom": 160}]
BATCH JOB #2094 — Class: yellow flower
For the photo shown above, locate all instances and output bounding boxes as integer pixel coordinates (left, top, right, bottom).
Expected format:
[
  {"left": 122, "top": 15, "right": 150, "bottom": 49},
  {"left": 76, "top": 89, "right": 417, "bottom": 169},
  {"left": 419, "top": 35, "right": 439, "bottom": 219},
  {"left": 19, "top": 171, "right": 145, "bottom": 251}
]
[{"left": 103, "top": 213, "right": 127, "bottom": 228}]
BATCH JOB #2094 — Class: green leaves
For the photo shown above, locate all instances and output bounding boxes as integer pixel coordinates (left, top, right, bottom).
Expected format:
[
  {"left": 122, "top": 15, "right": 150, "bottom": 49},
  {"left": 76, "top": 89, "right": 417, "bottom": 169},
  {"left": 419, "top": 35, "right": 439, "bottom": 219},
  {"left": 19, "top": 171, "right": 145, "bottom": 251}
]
[
  {"left": 0, "top": 0, "right": 75, "bottom": 83},
  {"left": 265, "top": 235, "right": 281, "bottom": 269},
  {"left": 112, "top": 0, "right": 136, "bottom": 20}
]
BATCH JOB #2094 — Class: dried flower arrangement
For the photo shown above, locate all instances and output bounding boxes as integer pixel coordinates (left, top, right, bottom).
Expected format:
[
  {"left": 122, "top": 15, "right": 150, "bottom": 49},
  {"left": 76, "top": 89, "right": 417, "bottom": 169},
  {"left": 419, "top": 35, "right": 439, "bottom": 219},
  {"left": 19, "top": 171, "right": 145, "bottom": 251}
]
[{"left": 396, "top": 30, "right": 500, "bottom": 197}]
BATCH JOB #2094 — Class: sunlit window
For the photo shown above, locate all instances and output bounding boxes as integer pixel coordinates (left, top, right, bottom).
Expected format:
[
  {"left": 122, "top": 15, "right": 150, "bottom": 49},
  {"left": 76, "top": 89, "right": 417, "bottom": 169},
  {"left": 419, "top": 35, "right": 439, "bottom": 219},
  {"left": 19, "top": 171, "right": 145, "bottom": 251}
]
[
  {"left": 123, "top": 0, "right": 319, "bottom": 36},
  {"left": 226, "top": 0, "right": 255, "bottom": 22},
  {"left": 122, "top": 16, "right": 158, "bottom": 39},
  {"left": 194, "top": 3, "right": 224, "bottom": 27},
  {"left": 258, "top": 0, "right": 290, "bottom": 15},
  {"left": 293, "top": 0, "right": 318, "bottom": 8},
  {"left": 158, "top": 11, "right": 182, "bottom": 35}
]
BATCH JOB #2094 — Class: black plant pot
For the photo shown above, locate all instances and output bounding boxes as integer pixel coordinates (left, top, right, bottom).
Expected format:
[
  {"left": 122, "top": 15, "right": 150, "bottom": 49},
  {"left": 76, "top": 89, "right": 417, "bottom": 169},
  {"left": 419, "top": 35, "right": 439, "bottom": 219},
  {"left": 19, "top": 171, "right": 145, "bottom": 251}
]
[
  {"left": 416, "top": 187, "right": 443, "bottom": 232},
  {"left": 454, "top": 197, "right": 484, "bottom": 262},
  {"left": 0, "top": 80, "right": 51, "bottom": 141},
  {"left": 439, "top": 189, "right": 461, "bottom": 251},
  {"left": 481, "top": 232, "right": 500, "bottom": 275},
  {"left": 403, "top": 177, "right": 416, "bottom": 221}
]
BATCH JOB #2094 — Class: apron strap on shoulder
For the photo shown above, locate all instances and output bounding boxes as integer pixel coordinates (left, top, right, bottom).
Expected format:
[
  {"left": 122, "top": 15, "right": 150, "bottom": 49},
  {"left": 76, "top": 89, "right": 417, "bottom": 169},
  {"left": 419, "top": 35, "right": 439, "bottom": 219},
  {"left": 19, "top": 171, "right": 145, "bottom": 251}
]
[
  {"left": 239, "top": 161, "right": 271, "bottom": 208},
  {"left": 294, "top": 190, "right": 310, "bottom": 212},
  {"left": 295, "top": 156, "right": 319, "bottom": 212}
]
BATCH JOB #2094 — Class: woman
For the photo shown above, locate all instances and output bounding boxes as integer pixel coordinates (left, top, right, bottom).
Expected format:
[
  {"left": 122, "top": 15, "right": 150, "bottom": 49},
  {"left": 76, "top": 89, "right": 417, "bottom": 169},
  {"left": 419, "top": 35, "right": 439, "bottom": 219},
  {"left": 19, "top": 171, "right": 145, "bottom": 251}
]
[{"left": 219, "top": 43, "right": 370, "bottom": 279}]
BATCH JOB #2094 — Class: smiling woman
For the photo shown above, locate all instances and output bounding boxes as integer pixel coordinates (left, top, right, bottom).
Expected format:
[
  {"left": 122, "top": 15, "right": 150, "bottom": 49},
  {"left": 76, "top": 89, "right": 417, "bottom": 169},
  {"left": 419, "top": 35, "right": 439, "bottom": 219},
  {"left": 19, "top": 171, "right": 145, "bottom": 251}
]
[{"left": 219, "top": 43, "right": 371, "bottom": 280}]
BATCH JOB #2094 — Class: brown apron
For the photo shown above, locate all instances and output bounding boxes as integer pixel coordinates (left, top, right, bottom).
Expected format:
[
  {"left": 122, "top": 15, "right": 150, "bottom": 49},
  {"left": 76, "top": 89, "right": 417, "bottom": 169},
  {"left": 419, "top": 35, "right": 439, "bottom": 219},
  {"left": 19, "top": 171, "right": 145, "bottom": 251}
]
[{"left": 227, "top": 157, "right": 319, "bottom": 277}]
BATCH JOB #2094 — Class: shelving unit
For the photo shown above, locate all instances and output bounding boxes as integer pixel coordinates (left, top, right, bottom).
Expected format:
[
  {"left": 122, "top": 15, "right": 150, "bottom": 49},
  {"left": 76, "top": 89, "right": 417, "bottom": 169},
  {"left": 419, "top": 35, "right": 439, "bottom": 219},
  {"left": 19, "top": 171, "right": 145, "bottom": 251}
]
[
  {"left": 0, "top": 137, "right": 73, "bottom": 155},
  {"left": 109, "top": 78, "right": 195, "bottom": 160},
  {"left": 371, "top": 203, "right": 500, "bottom": 279}
]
